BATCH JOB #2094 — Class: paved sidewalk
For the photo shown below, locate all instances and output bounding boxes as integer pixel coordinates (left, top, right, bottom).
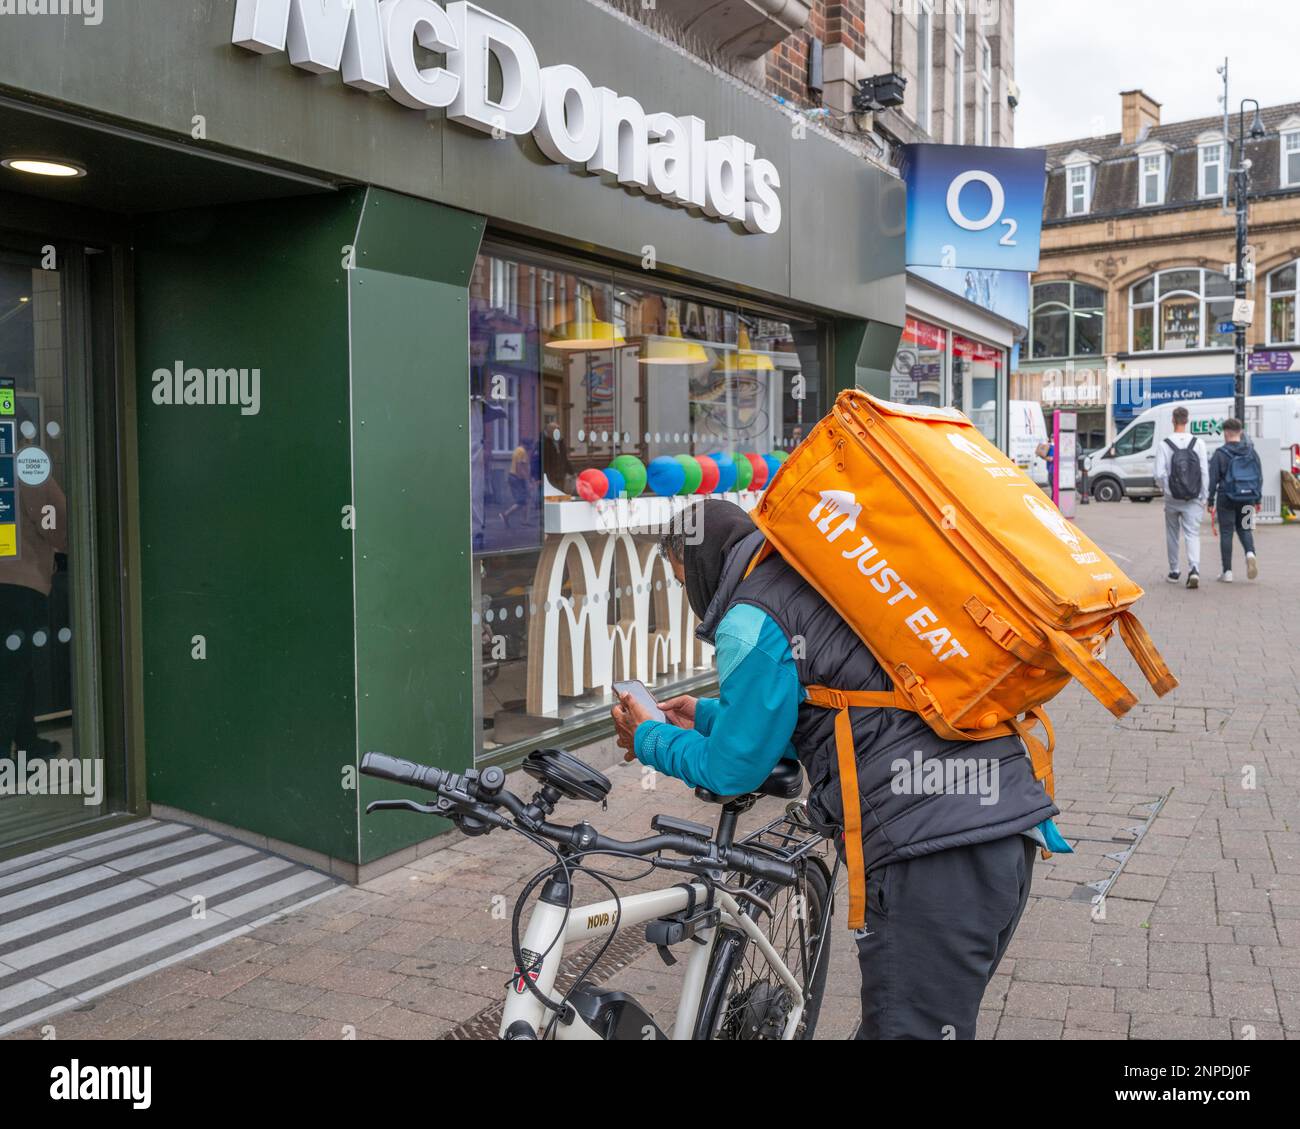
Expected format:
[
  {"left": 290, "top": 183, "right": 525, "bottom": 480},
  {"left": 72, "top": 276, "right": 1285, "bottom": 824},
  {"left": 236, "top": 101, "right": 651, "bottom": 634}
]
[{"left": 4, "top": 501, "right": 1297, "bottom": 1040}]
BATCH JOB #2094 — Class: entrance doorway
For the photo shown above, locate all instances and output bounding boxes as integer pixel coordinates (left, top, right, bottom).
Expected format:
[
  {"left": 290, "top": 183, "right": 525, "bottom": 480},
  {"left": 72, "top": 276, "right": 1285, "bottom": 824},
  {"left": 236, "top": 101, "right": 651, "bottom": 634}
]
[{"left": 0, "top": 233, "right": 129, "bottom": 849}]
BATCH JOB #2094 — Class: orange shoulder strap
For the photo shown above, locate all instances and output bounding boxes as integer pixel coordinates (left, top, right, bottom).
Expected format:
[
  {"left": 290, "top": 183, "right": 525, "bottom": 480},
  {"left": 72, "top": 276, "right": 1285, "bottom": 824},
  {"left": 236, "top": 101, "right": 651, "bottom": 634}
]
[{"left": 803, "top": 686, "right": 1060, "bottom": 926}]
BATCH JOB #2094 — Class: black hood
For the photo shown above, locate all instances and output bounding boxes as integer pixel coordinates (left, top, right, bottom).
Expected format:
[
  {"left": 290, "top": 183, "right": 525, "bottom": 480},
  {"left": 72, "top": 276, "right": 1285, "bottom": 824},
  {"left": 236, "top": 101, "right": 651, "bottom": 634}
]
[{"left": 682, "top": 499, "right": 758, "bottom": 622}]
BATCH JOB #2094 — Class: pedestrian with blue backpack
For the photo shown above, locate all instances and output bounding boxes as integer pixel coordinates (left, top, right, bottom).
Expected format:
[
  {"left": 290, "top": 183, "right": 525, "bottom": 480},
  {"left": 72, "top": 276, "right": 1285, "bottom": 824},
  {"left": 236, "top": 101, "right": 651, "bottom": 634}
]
[{"left": 1207, "top": 418, "right": 1263, "bottom": 583}]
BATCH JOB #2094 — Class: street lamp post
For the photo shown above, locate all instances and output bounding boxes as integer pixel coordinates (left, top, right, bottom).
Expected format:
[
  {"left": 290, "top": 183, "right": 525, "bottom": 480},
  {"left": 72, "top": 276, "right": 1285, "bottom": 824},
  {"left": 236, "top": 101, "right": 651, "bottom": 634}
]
[{"left": 1232, "top": 99, "right": 1267, "bottom": 425}]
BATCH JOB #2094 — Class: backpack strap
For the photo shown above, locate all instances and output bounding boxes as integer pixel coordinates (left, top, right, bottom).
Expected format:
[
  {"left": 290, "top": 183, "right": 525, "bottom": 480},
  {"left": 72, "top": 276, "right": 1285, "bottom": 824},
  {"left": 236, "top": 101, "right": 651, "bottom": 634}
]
[
  {"left": 742, "top": 539, "right": 775, "bottom": 579},
  {"left": 1043, "top": 625, "right": 1139, "bottom": 717},
  {"left": 803, "top": 684, "right": 1060, "bottom": 928},
  {"left": 1116, "top": 611, "right": 1179, "bottom": 696}
]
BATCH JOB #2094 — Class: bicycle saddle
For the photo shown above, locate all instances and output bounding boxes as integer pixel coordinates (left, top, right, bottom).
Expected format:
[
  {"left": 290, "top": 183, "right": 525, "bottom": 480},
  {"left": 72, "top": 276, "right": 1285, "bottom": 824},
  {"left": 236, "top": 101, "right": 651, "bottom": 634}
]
[
  {"left": 694, "top": 759, "right": 805, "bottom": 805},
  {"left": 522, "top": 748, "right": 612, "bottom": 803}
]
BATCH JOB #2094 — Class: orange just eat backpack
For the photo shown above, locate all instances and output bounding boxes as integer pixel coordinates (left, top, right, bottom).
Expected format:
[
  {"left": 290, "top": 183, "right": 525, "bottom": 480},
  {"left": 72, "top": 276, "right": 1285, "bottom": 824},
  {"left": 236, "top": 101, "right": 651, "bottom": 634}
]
[{"left": 747, "top": 391, "right": 1178, "bottom": 929}]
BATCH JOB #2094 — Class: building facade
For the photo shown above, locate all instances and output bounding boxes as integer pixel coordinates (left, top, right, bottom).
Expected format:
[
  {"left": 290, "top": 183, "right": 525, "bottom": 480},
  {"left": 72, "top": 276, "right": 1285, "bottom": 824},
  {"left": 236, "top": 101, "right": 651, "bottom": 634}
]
[
  {"left": 0, "top": 0, "right": 913, "bottom": 872},
  {"left": 1017, "top": 90, "right": 1300, "bottom": 458}
]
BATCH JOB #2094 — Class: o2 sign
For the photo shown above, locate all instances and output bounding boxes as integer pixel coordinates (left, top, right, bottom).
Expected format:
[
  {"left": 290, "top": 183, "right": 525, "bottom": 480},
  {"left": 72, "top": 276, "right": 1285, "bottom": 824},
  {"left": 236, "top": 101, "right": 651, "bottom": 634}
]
[
  {"left": 901, "top": 144, "right": 1047, "bottom": 273},
  {"left": 945, "top": 170, "right": 1017, "bottom": 247}
]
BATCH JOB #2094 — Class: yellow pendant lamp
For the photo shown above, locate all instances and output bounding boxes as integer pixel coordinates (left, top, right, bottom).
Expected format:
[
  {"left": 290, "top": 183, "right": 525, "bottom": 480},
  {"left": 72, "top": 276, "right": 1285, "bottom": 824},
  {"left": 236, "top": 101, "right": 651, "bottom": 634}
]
[
  {"left": 714, "top": 325, "right": 775, "bottom": 373},
  {"left": 639, "top": 309, "right": 711, "bottom": 366},
  {"left": 545, "top": 289, "right": 626, "bottom": 351}
]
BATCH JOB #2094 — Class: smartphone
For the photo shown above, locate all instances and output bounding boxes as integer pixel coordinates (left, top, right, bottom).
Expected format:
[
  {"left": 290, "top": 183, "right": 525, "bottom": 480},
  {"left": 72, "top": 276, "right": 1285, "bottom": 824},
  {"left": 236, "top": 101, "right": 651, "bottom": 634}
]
[{"left": 612, "top": 679, "right": 668, "bottom": 723}]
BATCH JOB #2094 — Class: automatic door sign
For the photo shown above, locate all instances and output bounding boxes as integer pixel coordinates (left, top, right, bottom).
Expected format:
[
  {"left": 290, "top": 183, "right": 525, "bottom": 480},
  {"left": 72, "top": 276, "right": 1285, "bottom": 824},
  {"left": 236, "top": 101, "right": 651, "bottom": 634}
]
[{"left": 15, "top": 447, "right": 51, "bottom": 487}]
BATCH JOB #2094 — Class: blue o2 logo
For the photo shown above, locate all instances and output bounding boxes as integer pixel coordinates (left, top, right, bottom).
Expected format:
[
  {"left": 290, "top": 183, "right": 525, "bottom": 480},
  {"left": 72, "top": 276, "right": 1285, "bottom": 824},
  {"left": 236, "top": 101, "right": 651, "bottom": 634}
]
[{"left": 946, "top": 170, "right": 1017, "bottom": 246}]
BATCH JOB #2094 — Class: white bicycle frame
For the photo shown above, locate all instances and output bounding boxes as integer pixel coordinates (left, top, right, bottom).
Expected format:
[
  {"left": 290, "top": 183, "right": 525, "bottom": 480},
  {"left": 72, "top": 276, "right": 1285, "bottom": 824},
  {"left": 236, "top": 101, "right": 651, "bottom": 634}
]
[{"left": 499, "top": 881, "right": 807, "bottom": 1040}]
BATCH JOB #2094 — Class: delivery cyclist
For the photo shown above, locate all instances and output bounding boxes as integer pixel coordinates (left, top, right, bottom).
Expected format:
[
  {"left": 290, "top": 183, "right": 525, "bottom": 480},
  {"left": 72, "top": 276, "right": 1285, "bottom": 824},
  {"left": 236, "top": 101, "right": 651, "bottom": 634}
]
[{"left": 611, "top": 499, "right": 1070, "bottom": 1040}]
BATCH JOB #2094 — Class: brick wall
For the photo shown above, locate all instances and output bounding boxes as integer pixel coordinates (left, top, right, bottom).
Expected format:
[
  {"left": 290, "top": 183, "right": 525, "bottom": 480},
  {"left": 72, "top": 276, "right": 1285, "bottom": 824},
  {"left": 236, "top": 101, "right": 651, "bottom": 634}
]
[
  {"left": 765, "top": 0, "right": 827, "bottom": 108},
  {"left": 764, "top": 1, "right": 869, "bottom": 110}
]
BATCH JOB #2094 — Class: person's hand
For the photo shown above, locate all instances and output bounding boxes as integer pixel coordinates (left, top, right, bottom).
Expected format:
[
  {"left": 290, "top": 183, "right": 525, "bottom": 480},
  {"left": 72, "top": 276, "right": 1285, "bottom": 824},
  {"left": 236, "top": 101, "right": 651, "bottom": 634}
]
[
  {"left": 657, "top": 695, "right": 698, "bottom": 729},
  {"left": 612, "top": 692, "right": 659, "bottom": 761}
]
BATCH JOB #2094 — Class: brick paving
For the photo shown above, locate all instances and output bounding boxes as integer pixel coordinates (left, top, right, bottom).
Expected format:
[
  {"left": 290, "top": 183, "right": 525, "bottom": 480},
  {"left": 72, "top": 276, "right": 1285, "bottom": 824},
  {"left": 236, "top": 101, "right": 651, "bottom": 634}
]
[{"left": 3, "top": 500, "right": 1296, "bottom": 1040}]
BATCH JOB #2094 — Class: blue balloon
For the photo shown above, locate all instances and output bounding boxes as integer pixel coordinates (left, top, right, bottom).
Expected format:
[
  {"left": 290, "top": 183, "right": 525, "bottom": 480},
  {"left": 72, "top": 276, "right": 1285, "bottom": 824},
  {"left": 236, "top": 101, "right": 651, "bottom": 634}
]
[
  {"left": 711, "top": 451, "right": 738, "bottom": 493},
  {"left": 646, "top": 456, "right": 686, "bottom": 497},
  {"left": 603, "top": 467, "right": 627, "bottom": 500},
  {"left": 763, "top": 454, "right": 782, "bottom": 486}
]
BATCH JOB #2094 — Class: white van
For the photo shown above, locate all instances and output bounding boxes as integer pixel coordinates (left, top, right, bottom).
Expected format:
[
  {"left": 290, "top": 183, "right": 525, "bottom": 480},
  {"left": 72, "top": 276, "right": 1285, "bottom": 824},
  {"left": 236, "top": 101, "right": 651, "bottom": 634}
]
[
  {"left": 1084, "top": 395, "right": 1300, "bottom": 503},
  {"left": 1008, "top": 400, "right": 1050, "bottom": 487}
]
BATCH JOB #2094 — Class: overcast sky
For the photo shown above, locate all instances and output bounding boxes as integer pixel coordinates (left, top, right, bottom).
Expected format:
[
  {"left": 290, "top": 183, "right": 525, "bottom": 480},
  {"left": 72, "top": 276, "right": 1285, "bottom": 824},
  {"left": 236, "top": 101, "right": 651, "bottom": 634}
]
[{"left": 1015, "top": 0, "right": 1300, "bottom": 149}]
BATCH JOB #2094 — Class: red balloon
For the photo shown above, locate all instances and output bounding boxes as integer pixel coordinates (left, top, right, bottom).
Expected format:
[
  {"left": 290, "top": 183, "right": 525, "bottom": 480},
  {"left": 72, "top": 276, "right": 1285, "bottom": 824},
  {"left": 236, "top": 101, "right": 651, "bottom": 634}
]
[
  {"left": 695, "top": 455, "right": 720, "bottom": 494},
  {"left": 745, "top": 452, "right": 769, "bottom": 490},
  {"left": 576, "top": 468, "right": 609, "bottom": 501}
]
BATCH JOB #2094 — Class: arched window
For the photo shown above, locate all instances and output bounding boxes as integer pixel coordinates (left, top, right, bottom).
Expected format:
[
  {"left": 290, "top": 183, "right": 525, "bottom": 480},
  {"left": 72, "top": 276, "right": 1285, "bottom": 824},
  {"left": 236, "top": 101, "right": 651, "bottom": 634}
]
[
  {"left": 1030, "top": 281, "right": 1105, "bottom": 359},
  {"left": 1267, "top": 260, "right": 1298, "bottom": 345},
  {"left": 1129, "top": 269, "right": 1234, "bottom": 353}
]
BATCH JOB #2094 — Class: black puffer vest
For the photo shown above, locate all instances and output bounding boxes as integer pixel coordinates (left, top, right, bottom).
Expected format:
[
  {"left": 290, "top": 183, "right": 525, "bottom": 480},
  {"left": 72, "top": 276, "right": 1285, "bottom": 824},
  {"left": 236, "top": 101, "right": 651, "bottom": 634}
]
[{"left": 698, "top": 531, "right": 1057, "bottom": 871}]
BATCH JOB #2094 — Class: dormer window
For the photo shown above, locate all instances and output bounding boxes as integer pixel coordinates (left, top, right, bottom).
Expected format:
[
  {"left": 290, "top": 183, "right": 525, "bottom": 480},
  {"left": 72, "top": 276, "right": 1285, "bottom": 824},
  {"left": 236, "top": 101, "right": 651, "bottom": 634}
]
[
  {"left": 1067, "top": 163, "right": 1092, "bottom": 216},
  {"left": 1197, "top": 137, "right": 1225, "bottom": 199},
  {"left": 1138, "top": 148, "right": 1167, "bottom": 206},
  {"left": 1283, "top": 128, "right": 1300, "bottom": 189}
]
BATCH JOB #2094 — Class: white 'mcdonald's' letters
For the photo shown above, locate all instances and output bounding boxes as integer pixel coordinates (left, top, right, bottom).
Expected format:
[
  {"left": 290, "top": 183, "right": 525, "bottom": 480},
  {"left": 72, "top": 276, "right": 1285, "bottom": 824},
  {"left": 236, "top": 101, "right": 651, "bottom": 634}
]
[{"left": 231, "top": 0, "right": 782, "bottom": 234}]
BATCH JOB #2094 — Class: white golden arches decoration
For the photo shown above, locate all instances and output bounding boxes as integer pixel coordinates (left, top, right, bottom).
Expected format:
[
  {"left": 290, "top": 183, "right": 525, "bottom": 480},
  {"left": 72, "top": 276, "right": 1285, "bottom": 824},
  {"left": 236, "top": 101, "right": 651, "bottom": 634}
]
[{"left": 525, "top": 531, "right": 713, "bottom": 716}]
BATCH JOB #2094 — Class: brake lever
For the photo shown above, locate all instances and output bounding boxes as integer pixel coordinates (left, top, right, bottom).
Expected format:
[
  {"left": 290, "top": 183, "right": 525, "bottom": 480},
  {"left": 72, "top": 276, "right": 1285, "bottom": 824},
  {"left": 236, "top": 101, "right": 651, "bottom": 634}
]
[
  {"left": 714, "top": 882, "right": 775, "bottom": 917},
  {"left": 365, "top": 799, "right": 443, "bottom": 816}
]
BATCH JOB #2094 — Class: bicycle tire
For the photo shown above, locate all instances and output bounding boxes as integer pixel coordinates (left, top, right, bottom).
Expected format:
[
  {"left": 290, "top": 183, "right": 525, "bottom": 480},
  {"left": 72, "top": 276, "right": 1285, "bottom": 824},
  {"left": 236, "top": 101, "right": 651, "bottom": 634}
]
[{"left": 692, "top": 856, "right": 832, "bottom": 1040}]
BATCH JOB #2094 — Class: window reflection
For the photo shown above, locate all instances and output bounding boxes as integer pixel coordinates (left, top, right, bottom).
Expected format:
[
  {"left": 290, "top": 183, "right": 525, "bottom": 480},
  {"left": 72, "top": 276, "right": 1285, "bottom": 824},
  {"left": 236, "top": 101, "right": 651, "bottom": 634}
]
[{"left": 468, "top": 247, "right": 823, "bottom": 756}]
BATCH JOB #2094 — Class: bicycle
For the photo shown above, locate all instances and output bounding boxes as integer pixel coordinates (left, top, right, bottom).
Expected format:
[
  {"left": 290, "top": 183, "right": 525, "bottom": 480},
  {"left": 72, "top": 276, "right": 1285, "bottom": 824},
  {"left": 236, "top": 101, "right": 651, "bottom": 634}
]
[{"left": 360, "top": 747, "right": 838, "bottom": 1040}]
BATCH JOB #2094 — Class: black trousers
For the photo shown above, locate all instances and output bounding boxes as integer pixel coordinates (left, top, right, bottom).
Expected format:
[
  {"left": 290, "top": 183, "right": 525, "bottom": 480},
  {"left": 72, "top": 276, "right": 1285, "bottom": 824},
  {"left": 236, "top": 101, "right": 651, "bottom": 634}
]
[
  {"left": 854, "top": 835, "right": 1036, "bottom": 1040},
  {"left": 1216, "top": 501, "right": 1257, "bottom": 572},
  {"left": 0, "top": 584, "right": 47, "bottom": 757}
]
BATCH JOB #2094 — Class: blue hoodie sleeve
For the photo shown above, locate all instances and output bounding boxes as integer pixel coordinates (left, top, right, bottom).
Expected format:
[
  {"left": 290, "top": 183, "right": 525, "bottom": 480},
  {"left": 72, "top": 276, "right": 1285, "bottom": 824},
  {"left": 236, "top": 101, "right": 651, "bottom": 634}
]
[{"left": 634, "top": 605, "right": 800, "bottom": 795}]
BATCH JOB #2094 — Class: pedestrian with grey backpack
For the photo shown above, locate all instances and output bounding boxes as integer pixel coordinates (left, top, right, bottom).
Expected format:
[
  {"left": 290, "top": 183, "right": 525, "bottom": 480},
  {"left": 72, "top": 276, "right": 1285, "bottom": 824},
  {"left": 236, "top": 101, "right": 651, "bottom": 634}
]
[{"left": 1155, "top": 406, "right": 1209, "bottom": 589}]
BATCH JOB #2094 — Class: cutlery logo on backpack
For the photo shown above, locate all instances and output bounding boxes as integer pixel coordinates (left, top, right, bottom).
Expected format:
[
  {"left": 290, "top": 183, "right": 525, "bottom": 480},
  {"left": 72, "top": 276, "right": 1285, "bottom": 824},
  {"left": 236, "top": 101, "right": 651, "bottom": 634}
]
[
  {"left": 1023, "top": 492, "right": 1101, "bottom": 565},
  {"left": 947, "top": 431, "right": 996, "bottom": 465},
  {"left": 807, "top": 490, "right": 969, "bottom": 663}
]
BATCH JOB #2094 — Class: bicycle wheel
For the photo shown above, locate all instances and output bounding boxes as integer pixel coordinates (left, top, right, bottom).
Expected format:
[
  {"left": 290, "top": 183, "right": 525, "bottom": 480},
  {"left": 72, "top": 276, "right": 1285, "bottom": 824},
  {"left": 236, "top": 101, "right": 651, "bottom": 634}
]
[{"left": 692, "top": 857, "right": 832, "bottom": 1040}]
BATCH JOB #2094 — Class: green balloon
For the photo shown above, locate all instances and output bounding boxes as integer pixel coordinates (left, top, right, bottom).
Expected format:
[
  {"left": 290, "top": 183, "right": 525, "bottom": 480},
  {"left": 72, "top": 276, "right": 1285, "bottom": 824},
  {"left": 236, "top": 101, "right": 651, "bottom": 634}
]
[
  {"left": 769, "top": 450, "right": 789, "bottom": 464},
  {"left": 610, "top": 455, "right": 647, "bottom": 499},
  {"left": 673, "top": 454, "right": 703, "bottom": 495},
  {"left": 733, "top": 454, "right": 754, "bottom": 491}
]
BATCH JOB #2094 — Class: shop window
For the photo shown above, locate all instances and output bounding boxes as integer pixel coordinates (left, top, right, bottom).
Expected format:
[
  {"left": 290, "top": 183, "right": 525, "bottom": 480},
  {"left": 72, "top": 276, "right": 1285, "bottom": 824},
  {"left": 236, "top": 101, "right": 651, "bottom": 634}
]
[
  {"left": 890, "top": 317, "right": 946, "bottom": 409},
  {"left": 1267, "top": 261, "right": 1298, "bottom": 344},
  {"left": 1031, "top": 281, "right": 1105, "bottom": 359},
  {"left": 468, "top": 246, "right": 825, "bottom": 757},
  {"left": 1129, "top": 268, "right": 1233, "bottom": 352},
  {"left": 951, "top": 334, "right": 1004, "bottom": 447}
]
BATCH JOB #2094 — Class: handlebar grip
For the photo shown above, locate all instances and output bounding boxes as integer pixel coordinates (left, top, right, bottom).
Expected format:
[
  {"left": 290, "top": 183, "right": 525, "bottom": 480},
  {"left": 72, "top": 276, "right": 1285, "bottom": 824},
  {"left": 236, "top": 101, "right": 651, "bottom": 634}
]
[
  {"left": 729, "top": 846, "right": 798, "bottom": 887},
  {"left": 360, "top": 752, "right": 446, "bottom": 795}
]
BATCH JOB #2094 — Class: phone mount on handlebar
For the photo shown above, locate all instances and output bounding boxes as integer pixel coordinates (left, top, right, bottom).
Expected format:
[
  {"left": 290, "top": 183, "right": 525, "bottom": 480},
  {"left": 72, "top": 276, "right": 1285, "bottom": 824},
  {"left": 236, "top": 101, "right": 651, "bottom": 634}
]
[{"left": 522, "top": 749, "right": 612, "bottom": 804}]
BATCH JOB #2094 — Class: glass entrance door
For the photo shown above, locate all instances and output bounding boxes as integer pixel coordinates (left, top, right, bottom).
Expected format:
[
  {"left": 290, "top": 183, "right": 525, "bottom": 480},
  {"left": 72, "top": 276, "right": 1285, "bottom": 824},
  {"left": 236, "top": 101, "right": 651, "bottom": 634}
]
[{"left": 0, "top": 239, "right": 118, "bottom": 846}]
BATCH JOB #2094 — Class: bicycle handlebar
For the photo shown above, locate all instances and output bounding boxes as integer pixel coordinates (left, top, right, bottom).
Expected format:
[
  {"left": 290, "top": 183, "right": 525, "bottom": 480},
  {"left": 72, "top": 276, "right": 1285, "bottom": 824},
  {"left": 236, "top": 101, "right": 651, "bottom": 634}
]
[
  {"left": 359, "top": 751, "right": 798, "bottom": 886},
  {"left": 360, "top": 752, "right": 448, "bottom": 794}
]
